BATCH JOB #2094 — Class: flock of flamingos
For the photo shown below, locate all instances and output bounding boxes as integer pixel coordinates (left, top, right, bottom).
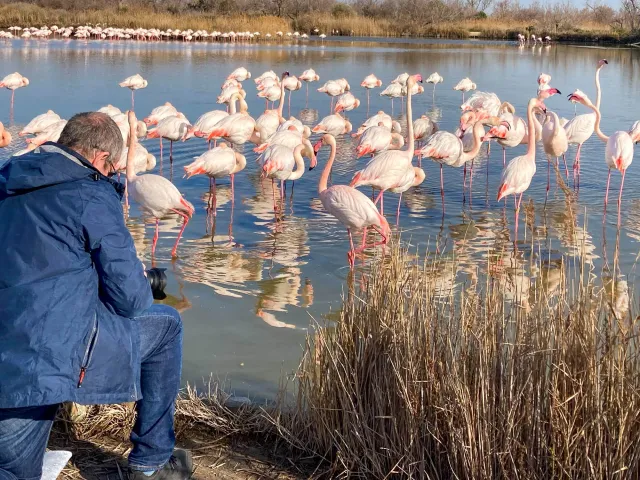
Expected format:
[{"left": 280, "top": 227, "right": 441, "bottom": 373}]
[{"left": 0, "top": 55, "right": 637, "bottom": 267}]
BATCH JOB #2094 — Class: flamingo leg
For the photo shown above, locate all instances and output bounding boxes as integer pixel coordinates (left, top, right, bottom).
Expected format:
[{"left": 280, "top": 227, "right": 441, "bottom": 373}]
[
  {"left": 546, "top": 157, "right": 551, "bottom": 193},
  {"left": 212, "top": 178, "right": 217, "bottom": 216},
  {"left": 11, "top": 90, "right": 15, "bottom": 108},
  {"left": 618, "top": 169, "right": 626, "bottom": 208},
  {"left": 503, "top": 147, "right": 506, "bottom": 167},
  {"left": 170, "top": 140, "right": 173, "bottom": 163},
  {"left": 515, "top": 193, "right": 523, "bottom": 236},
  {"left": 131, "top": 90, "right": 135, "bottom": 110},
  {"left": 462, "top": 92, "right": 465, "bottom": 102},
  {"left": 169, "top": 210, "right": 190, "bottom": 258},
  {"left": 360, "top": 227, "right": 368, "bottom": 249},
  {"left": 288, "top": 93, "right": 291, "bottom": 117},
  {"left": 347, "top": 228, "right": 356, "bottom": 268},
  {"left": 487, "top": 142, "right": 491, "bottom": 155},
  {"left": 604, "top": 168, "right": 611, "bottom": 214},
  {"left": 440, "top": 164, "right": 445, "bottom": 211},
  {"left": 160, "top": 138, "right": 163, "bottom": 160},
  {"left": 230, "top": 173, "right": 235, "bottom": 207},
  {"left": 152, "top": 218, "right": 159, "bottom": 255},
  {"left": 574, "top": 143, "right": 582, "bottom": 189},
  {"left": 396, "top": 193, "right": 402, "bottom": 226},
  {"left": 272, "top": 179, "right": 277, "bottom": 212},
  {"left": 366, "top": 90, "right": 370, "bottom": 113},
  {"left": 370, "top": 224, "right": 389, "bottom": 246},
  {"left": 562, "top": 153, "right": 569, "bottom": 179}
]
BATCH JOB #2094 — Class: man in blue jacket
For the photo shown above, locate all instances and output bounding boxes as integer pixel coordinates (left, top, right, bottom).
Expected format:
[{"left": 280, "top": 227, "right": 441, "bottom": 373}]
[{"left": 0, "top": 112, "right": 192, "bottom": 479}]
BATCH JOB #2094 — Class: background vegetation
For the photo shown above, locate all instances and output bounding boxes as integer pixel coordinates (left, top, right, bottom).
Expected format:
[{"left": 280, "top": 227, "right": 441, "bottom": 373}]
[{"left": 1, "top": 0, "right": 639, "bottom": 41}]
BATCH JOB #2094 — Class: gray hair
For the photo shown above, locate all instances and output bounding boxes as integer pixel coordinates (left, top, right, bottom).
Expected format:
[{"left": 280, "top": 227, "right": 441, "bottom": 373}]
[{"left": 57, "top": 112, "right": 123, "bottom": 167}]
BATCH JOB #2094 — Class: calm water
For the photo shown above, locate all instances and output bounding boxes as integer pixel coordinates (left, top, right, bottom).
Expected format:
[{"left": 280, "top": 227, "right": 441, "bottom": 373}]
[{"left": 2, "top": 38, "right": 640, "bottom": 398}]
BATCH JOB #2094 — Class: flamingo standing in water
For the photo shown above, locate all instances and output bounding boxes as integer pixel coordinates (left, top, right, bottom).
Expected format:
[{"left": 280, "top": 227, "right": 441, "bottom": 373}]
[
  {"left": 227, "top": 67, "right": 252, "bottom": 82},
  {"left": 207, "top": 93, "right": 259, "bottom": 146},
  {"left": 0, "top": 72, "right": 29, "bottom": 109},
  {"left": 453, "top": 77, "right": 476, "bottom": 102},
  {"left": 540, "top": 92, "right": 568, "bottom": 190},
  {"left": 317, "top": 80, "right": 346, "bottom": 111},
  {"left": 126, "top": 111, "right": 194, "bottom": 257},
  {"left": 282, "top": 75, "right": 301, "bottom": 115},
  {"left": 567, "top": 90, "right": 640, "bottom": 217},
  {"left": 334, "top": 92, "right": 360, "bottom": 114},
  {"left": 360, "top": 74, "right": 382, "bottom": 110},
  {"left": 496, "top": 98, "right": 545, "bottom": 236},
  {"left": 312, "top": 114, "right": 353, "bottom": 136},
  {"left": 355, "top": 124, "right": 404, "bottom": 158},
  {"left": 0, "top": 122, "right": 11, "bottom": 147},
  {"left": 147, "top": 113, "right": 191, "bottom": 162},
  {"left": 299, "top": 68, "right": 320, "bottom": 103},
  {"left": 144, "top": 102, "right": 178, "bottom": 125},
  {"left": 350, "top": 74, "right": 422, "bottom": 215},
  {"left": 564, "top": 59, "right": 607, "bottom": 186},
  {"left": 119, "top": 73, "right": 148, "bottom": 109},
  {"left": 314, "top": 133, "right": 390, "bottom": 268},
  {"left": 183, "top": 143, "right": 247, "bottom": 215},
  {"left": 426, "top": 72, "right": 444, "bottom": 95}
]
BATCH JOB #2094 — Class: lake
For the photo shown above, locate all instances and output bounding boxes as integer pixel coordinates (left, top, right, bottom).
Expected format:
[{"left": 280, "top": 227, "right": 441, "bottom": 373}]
[{"left": 1, "top": 37, "right": 640, "bottom": 399}]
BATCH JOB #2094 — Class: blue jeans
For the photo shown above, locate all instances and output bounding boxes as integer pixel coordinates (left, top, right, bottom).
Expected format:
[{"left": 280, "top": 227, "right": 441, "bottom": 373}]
[{"left": 0, "top": 305, "right": 183, "bottom": 479}]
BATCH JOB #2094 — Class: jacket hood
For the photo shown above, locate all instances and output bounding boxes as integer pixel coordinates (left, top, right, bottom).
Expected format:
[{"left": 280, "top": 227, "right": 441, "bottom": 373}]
[{"left": 0, "top": 142, "right": 124, "bottom": 198}]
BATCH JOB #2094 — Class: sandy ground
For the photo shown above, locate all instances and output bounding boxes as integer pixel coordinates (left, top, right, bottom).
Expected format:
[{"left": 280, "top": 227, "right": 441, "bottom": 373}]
[{"left": 50, "top": 429, "right": 304, "bottom": 480}]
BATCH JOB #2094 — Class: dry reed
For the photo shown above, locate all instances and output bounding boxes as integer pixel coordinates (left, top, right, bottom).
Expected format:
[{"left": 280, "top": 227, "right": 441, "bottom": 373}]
[{"left": 56, "top": 240, "right": 640, "bottom": 478}]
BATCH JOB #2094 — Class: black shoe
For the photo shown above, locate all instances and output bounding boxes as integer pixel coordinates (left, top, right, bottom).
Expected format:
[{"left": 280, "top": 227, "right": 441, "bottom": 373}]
[{"left": 129, "top": 449, "right": 193, "bottom": 480}]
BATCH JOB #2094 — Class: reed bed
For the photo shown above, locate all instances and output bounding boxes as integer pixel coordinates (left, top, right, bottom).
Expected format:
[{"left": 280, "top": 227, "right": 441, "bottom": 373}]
[{"left": 56, "top": 243, "right": 640, "bottom": 478}]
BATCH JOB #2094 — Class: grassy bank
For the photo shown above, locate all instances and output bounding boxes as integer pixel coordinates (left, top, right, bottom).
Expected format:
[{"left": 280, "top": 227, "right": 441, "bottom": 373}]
[
  {"left": 54, "top": 240, "right": 640, "bottom": 478},
  {"left": 0, "top": 3, "right": 627, "bottom": 42}
]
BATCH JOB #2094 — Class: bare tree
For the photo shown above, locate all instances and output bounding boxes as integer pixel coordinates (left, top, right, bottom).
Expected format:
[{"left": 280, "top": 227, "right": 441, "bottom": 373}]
[
  {"left": 621, "top": 0, "right": 640, "bottom": 30},
  {"left": 464, "top": 0, "right": 493, "bottom": 13}
]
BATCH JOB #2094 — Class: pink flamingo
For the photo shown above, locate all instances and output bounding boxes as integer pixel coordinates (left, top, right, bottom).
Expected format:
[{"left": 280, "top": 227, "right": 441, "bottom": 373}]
[
  {"left": 119, "top": 73, "right": 148, "bottom": 109},
  {"left": 146, "top": 113, "right": 190, "bottom": 162},
  {"left": 19, "top": 110, "right": 61, "bottom": 137},
  {"left": 183, "top": 143, "right": 247, "bottom": 215},
  {"left": 315, "top": 133, "right": 390, "bottom": 268},
  {"left": 334, "top": 92, "right": 360, "bottom": 114},
  {"left": 497, "top": 98, "right": 544, "bottom": 235},
  {"left": 355, "top": 124, "right": 404, "bottom": 158},
  {"left": 312, "top": 114, "right": 353, "bottom": 136},
  {"left": 350, "top": 74, "right": 422, "bottom": 215},
  {"left": 207, "top": 93, "right": 259, "bottom": 146},
  {"left": 389, "top": 166, "right": 426, "bottom": 223},
  {"left": 453, "top": 77, "right": 476, "bottom": 102},
  {"left": 564, "top": 59, "right": 607, "bottom": 185},
  {"left": 0, "top": 72, "right": 29, "bottom": 109},
  {"left": 360, "top": 73, "right": 382, "bottom": 110},
  {"left": 317, "top": 80, "right": 345, "bottom": 111},
  {"left": 299, "top": 68, "right": 320, "bottom": 102},
  {"left": 126, "top": 111, "right": 194, "bottom": 257},
  {"left": 568, "top": 90, "right": 639, "bottom": 216}
]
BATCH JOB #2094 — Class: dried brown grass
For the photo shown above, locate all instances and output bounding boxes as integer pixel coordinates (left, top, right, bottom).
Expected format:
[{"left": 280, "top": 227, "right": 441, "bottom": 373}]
[{"left": 57, "top": 240, "right": 640, "bottom": 478}]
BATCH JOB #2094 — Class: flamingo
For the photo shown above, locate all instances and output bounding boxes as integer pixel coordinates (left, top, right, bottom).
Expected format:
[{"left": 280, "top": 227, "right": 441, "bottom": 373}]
[
  {"left": 0, "top": 72, "right": 29, "bottom": 109},
  {"left": 540, "top": 88, "right": 568, "bottom": 190},
  {"left": 564, "top": 59, "right": 608, "bottom": 185},
  {"left": 25, "top": 119, "right": 67, "bottom": 147},
  {"left": 19, "top": 110, "right": 61, "bottom": 137},
  {"left": 119, "top": 73, "right": 148, "bottom": 109},
  {"left": 568, "top": 90, "right": 638, "bottom": 215},
  {"left": 207, "top": 93, "right": 259, "bottom": 146},
  {"left": 413, "top": 115, "right": 438, "bottom": 145},
  {"left": 453, "top": 77, "right": 476, "bottom": 102},
  {"left": 255, "top": 70, "right": 277, "bottom": 86},
  {"left": 255, "top": 72, "right": 288, "bottom": 141},
  {"left": 389, "top": 166, "right": 426, "bottom": 221},
  {"left": 257, "top": 84, "right": 281, "bottom": 110},
  {"left": 147, "top": 113, "right": 191, "bottom": 161},
  {"left": 0, "top": 122, "right": 11, "bottom": 148},
  {"left": 482, "top": 103, "right": 526, "bottom": 166},
  {"left": 379, "top": 83, "right": 403, "bottom": 112},
  {"left": 354, "top": 111, "right": 401, "bottom": 136},
  {"left": 417, "top": 118, "right": 486, "bottom": 209},
  {"left": 184, "top": 143, "right": 247, "bottom": 215},
  {"left": 355, "top": 124, "right": 404, "bottom": 157},
  {"left": 299, "top": 68, "right": 320, "bottom": 102},
  {"left": 426, "top": 72, "right": 444, "bottom": 95},
  {"left": 98, "top": 104, "right": 122, "bottom": 117},
  {"left": 261, "top": 142, "right": 316, "bottom": 211},
  {"left": 144, "top": 102, "right": 178, "bottom": 125},
  {"left": 391, "top": 73, "right": 409, "bottom": 85},
  {"left": 314, "top": 133, "right": 390, "bottom": 268},
  {"left": 126, "top": 111, "right": 194, "bottom": 257},
  {"left": 312, "top": 114, "right": 352, "bottom": 136},
  {"left": 334, "top": 92, "right": 360, "bottom": 113},
  {"left": 497, "top": 98, "right": 544, "bottom": 235},
  {"left": 254, "top": 127, "right": 314, "bottom": 156},
  {"left": 350, "top": 74, "right": 422, "bottom": 215},
  {"left": 183, "top": 110, "right": 229, "bottom": 144},
  {"left": 227, "top": 67, "right": 251, "bottom": 82},
  {"left": 317, "top": 80, "right": 345, "bottom": 111},
  {"left": 360, "top": 74, "right": 382, "bottom": 109},
  {"left": 282, "top": 75, "right": 301, "bottom": 114},
  {"left": 218, "top": 84, "right": 245, "bottom": 106}
]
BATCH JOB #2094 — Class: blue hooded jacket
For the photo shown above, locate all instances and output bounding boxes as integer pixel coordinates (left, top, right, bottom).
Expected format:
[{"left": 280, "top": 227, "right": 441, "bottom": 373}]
[{"left": 0, "top": 143, "right": 153, "bottom": 408}]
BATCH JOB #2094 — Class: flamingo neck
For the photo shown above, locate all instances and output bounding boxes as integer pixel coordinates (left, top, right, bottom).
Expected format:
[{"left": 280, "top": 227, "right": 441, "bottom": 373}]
[
  {"left": 595, "top": 66, "right": 603, "bottom": 111},
  {"left": 277, "top": 78, "right": 286, "bottom": 118},
  {"left": 318, "top": 137, "right": 336, "bottom": 194},
  {"left": 288, "top": 144, "right": 306, "bottom": 181},
  {"left": 229, "top": 94, "right": 239, "bottom": 114},
  {"left": 588, "top": 102, "right": 608, "bottom": 142},
  {"left": 461, "top": 121, "right": 485, "bottom": 161},
  {"left": 550, "top": 111, "right": 561, "bottom": 138},
  {"left": 405, "top": 83, "right": 414, "bottom": 156},
  {"left": 525, "top": 99, "right": 536, "bottom": 158},
  {"left": 125, "top": 135, "right": 137, "bottom": 183},
  {"left": 232, "top": 153, "right": 247, "bottom": 174}
]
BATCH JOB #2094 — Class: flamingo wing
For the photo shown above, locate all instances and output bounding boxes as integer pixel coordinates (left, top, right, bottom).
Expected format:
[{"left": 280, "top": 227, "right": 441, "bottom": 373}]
[{"left": 321, "top": 185, "right": 382, "bottom": 230}]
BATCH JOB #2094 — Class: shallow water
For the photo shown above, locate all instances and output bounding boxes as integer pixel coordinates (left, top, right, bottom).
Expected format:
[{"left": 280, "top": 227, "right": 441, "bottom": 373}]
[{"left": 2, "top": 37, "right": 640, "bottom": 398}]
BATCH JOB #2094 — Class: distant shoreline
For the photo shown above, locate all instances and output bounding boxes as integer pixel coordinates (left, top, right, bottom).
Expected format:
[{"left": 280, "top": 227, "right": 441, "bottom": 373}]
[{"left": 1, "top": 3, "right": 635, "bottom": 46}]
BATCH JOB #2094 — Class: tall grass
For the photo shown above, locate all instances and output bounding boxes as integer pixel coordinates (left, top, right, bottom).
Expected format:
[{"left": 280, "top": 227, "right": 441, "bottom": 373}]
[
  {"left": 274, "top": 242, "right": 640, "bottom": 478},
  {"left": 59, "top": 240, "right": 640, "bottom": 478},
  {"left": 1, "top": 3, "right": 620, "bottom": 41}
]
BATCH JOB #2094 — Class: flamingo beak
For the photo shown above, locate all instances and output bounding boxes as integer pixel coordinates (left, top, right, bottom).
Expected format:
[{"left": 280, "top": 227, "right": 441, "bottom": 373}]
[
  {"left": 500, "top": 121, "right": 511, "bottom": 131},
  {"left": 313, "top": 140, "right": 322, "bottom": 154}
]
